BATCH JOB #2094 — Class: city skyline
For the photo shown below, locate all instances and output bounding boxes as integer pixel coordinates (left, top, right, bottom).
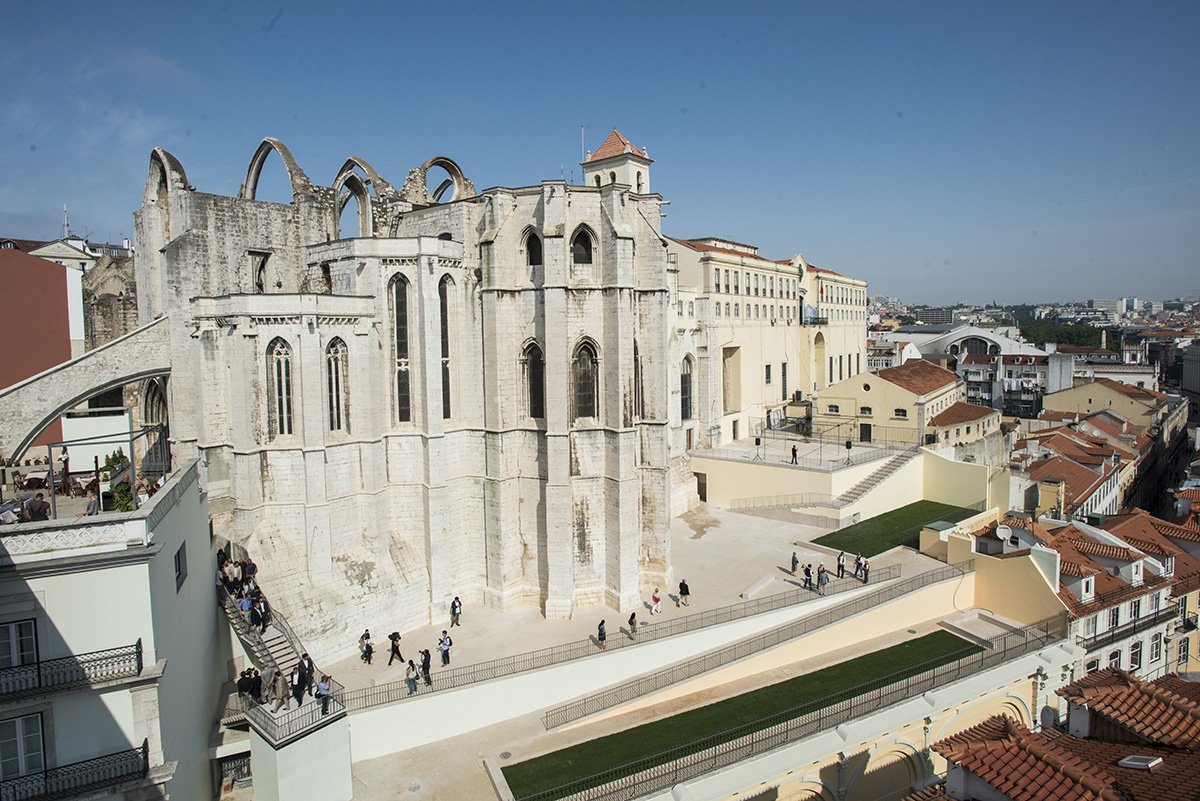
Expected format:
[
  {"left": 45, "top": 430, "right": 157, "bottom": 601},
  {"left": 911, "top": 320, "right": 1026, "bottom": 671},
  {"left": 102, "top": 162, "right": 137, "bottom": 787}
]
[{"left": 2, "top": 1, "right": 1197, "bottom": 304}]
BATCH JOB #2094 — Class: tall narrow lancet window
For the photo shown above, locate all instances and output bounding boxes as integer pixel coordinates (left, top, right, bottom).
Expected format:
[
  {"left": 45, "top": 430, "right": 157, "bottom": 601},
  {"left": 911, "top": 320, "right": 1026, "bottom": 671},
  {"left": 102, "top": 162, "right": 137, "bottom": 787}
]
[
  {"left": 680, "top": 357, "right": 694, "bottom": 421},
  {"left": 524, "top": 343, "right": 545, "bottom": 419},
  {"left": 326, "top": 338, "right": 348, "bottom": 432},
  {"left": 633, "top": 341, "right": 644, "bottom": 419},
  {"left": 439, "top": 276, "right": 453, "bottom": 419},
  {"left": 573, "top": 342, "right": 598, "bottom": 420},
  {"left": 571, "top": 230, "right": 593, "bottom": 264},
  {"left": 389, "top": 275, "right": 412, "bottom": 422},
  {"left": 267, "top": 338, "right": 293, "bottom": 438},
  {"left": 525, "top": 231, "right": 543, "bottom": 266}
]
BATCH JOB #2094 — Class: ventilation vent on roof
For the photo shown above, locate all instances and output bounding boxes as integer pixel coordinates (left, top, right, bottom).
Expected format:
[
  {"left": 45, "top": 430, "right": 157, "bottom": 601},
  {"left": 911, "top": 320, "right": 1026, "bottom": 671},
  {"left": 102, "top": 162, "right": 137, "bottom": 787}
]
[
  {"left": 1111, "top": 566, "right": 1121, "bottom": 577},
  {"left": 1117, "top": 755, "right": 1163, "bottom": 770}
]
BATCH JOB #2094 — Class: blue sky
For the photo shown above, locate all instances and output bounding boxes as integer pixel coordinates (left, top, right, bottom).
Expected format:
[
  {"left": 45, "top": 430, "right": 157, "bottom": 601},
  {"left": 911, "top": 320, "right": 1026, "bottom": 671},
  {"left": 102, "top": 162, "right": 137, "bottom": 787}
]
[{"left": 2, "top": 1, "right": 1197, "bottom": 304}]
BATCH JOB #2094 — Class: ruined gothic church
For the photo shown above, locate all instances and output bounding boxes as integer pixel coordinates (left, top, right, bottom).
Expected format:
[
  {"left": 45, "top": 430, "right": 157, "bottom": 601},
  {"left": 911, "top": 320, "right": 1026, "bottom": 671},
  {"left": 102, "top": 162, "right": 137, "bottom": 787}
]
[{"left": 118, "top": 131, "right": 684, "bottom": 659}]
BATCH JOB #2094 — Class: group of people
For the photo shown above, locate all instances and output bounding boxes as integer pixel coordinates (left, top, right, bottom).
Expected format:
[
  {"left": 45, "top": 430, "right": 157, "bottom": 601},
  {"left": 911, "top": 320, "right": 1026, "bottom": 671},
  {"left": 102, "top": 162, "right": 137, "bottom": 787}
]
[
  {"left": 218, "top": 551, "right": 272, "bottom": 634},
  {"left": 790, "top": 550, "right": 872, "bottom": 591},
  {"left": 356, "top": 595, "right": 465, "bottom": 697},
  {"left": 596, "top": 578, "right": 691, "bottom": 650}
]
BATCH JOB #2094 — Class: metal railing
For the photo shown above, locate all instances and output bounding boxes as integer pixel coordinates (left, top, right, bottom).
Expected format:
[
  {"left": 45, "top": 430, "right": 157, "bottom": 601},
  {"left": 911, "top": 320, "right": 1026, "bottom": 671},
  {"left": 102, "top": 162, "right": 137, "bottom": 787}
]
[
  {"left": 218, "top": 586, "right": 281, "bottom": 675},
  {"left": 0, "top": 739, "right": 148, "bottom": 801},
  {"left": 1075, "top": 603, "right": 1179, "bottom": 652},
  {"left": 730, "top": 492, "right": 841, "bottom": 511},
  {"left": 798, "top": 317, "right": 828, "bottom": 326},
  {"left": 542, "top": 561, "right": 975, "bottom": 728},
  {"left": 515, "top": 612, "right": 1067, "bottom": 801},
  {"left": 0, "top": 641, "right": 143, "bottom": 701},
  {"left": 692, "top": 446, "right": 899, "bottom": 473},
  {"left": 242, "top": 676, "right": 346, "bottom": 747},
  {"left": 341, "top": 564, "right": 903, "bottom": 713}
]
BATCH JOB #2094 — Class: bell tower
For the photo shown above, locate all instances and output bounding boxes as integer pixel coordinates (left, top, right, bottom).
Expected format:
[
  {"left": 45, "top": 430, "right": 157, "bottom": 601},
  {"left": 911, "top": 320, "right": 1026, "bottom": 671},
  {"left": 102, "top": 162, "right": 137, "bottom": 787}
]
[{"left": 581, "top": 129, "right": 653, "bottom": 194}]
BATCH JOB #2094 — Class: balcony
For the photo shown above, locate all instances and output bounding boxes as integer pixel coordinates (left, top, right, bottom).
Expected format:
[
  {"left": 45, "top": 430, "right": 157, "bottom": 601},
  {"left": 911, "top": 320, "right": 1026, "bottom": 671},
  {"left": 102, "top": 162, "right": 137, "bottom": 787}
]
[
  {"left": 798, "top": 317, "right": 828, "bottom": 326},
  {"left": 0, "top": 641, "right": 143, "bottom": 702},
  {"left": 0, "top": 739, "right": 147, "bottom": 801},
  {"left": 1178, "top": 612, "right": 1198, "bottom": 633},
  {"left": 1076, "top": 605, "right": 1178, "bottom": 652}
]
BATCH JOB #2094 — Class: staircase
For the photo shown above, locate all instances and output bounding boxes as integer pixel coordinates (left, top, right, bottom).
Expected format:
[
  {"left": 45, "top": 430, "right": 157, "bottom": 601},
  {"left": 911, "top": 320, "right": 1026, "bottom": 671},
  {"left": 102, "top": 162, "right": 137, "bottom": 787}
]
[{"left": 832, "top": 447, "right": 921, "bottom": 506}]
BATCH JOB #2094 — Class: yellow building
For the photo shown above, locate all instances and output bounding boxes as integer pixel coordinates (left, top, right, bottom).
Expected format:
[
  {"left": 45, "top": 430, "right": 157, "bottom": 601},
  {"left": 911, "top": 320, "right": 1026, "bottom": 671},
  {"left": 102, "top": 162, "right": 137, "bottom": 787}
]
[
  {"left": 810, "top": 358, "right": 965, "bottom": 445},
  {"left": 1041, "top": 377, "right": 1171, "bottom": 433}
]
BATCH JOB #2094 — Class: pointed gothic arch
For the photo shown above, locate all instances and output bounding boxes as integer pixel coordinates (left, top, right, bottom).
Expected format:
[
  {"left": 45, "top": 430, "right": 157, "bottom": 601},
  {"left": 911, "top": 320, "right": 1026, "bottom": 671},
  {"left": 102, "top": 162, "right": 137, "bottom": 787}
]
[
  {"left": 572, "top": 338, "right": 600, "bottom": 421},
  {"left": 571, "top": 225, "right": 595, "bottom": 265},
  {"left": 239, "top": 137, "right": 312, "bottom": 202}
]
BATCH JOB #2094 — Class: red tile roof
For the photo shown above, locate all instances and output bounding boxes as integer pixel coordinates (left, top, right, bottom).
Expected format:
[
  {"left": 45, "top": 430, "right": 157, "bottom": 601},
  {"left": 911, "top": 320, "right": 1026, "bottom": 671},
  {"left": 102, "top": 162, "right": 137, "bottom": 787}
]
[
  {"left": 874, "top": 359, "right": 960, "bottom": 395},
  {"left": 1056, "top": 669, "right": 1200, "bottom": 748},
  {"left": 0, "top": 237, "right": 48, "bottom": 252},
  {"left": 929, "top": 401, "right": 999, "bottom": 427},
  {"left": 584, "top": 129, "right": 651, "bottom": 164},
  {"left": 667, "top": 237, "right": 777, "bottom": 264},
  {"left": 1091, "top": 377, "right": 1167, "bottom": 403},
  {"left": 1176, "top": 488, "right": 1200, "bottom": 502},
  {"left": 1027, "top": 456, "right": 1113, "bottom": 513}
]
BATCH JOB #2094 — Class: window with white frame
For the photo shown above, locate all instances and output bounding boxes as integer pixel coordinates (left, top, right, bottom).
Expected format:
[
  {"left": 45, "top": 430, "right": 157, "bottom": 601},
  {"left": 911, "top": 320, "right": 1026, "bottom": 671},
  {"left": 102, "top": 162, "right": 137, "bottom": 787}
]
[
  {"left": 1108, "top": 606, "right": 1120, "bottom": 629},
  {"left": 1082, "top": 578, "right": 1094, "bottom": 601},
  {"left": 0, "top": 713, "right": 44, "bottom": 780},
  {"left": 828, "top": 404, "right": 840, "bottom": 414},
  {"left": 0, "top": 621, "right": 36, "bottom": 669},
  {"left": 1149, "top": 592, "right": 1160, "bottom": 613},
  {"left": 1084, "top": 615, "right": 1097, "bottom": 637},
  {"left": 1151, "top": 633, "right": 1162, "bottom": 662},
  {"left": 1130, "top": 598, "right": 1141, "bottom": 620},
  {"left": 1179, "top": 636, "right": 1190, "bottom": 666},
  {"left": 1108, "top": 649, "right": 1121, "bottom": 669},
  {"left": 1085, "top": 659, "right": 1099, "bottom": 674},
  {"left": 1130, "top": 640, "right": 1143, "bottom": 670}
]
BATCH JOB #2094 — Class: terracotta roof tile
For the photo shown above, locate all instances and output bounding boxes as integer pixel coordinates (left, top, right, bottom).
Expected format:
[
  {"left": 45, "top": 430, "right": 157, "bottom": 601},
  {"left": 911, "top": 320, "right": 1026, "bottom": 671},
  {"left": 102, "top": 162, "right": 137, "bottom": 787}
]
[
  {"left": 874, "top": 359, "right": 960, "bottom": 395},
  {"left": 930, "top": 401, "right": 999, "bottom": 427},
  {"left": 584, "top": 129, "right": 651, "bottom": 164},
  {"left": 1091, "top": 376, "right": 1167, "bottom": 402},
  {"left": 1027, "top": 456, "right": 1113, "bottom": 512},
  {"left": 1056, "top": 669, "right": 1200, "bottom": 748},
  {"left": 1176, "top": 488, "right": 1200, "bottom": 502}
]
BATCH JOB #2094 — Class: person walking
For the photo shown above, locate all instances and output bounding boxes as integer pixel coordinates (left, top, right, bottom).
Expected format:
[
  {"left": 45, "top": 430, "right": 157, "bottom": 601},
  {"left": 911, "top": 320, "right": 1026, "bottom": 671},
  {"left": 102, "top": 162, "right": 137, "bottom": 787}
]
[
  {"left": 597, "top": 620, "right": 607, "bottom": 650},
  {"left": 450, "top": 596, "right": 462, "bottom": 627},
  {"left": 420, "top": 649, "right": 432, "bottom": 685},
  {"left": 316, "top": 674, "right": 331, "bottom": 716},
  {"left": 628, "top": 611, "right": 638, "bottom": 637},
  {"left": 678, "top": 579, "right": 690, "bottom": 607},
  {"left": 358, "top": 630, "right": 371, "bottom": 663},
  {"left": 791, "top": 551, "right": 799, "bottom": 576},
  {"left": 300, "top": 653, "right": 316, "bottom": 696},
  {"left": 249, "top": 669, "right": 263, "bottom": 703},
  {"left": 438, "top": 631, "right": 452, "bottom": 666},
  {"left": 272, "top": 668, "right": 290, "bottom": 713},
  {"left": 790, "top": 445, "right": 798, "bottom": 465},
  {"left": 363, "top": 634, "right": 374, "bottom": 665},
  {"left": 405, "top": 660, "right": 419, "bottom": 696},
  {"left": 817, "top": 564, "right": 829, "bottom": 595},
  {"left": 650, "top": 588, "right": 661, "bottom": 615},
  {"left": 388, "top": 632, "right": 403, "bottom": 666},
  {"left": 853, "top": 553, "right": 863, "bottom": 578},
  {"left": 862, "top": 559, "right": 871, "bottom": 583},
  {"left": 290, "top": 665, "right": 307, "bottom": 708},
  {"left": 803, "top": 563, "right": 813, "bottom": 590},
  {"left": 836, "top": 551, "right": 846, "bottom": 579}
]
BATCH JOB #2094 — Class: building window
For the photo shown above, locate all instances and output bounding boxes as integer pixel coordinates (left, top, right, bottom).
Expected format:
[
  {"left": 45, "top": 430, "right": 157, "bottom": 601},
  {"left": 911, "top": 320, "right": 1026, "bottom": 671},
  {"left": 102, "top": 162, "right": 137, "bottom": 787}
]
[
  {"left": 724, "top": 270, "right": 730, "bottom": 293},
  {"left": 524, "top": 343, "right": 545, "bottom": 419},
  {"left": 1151, "top": 633, "right": 1162, "bottom": 662},
  {"left": 1109, "top": 606, "right": 1120, "bottom": 629},
  {"left": 725, "top": 303, "right": 730, "bottom": 316},
  {"left": 716, "top": 304, "right": 722, "bottom": 317},
  {"left": 769, "top": 276, "right": 775, "bottom": 296},
  {"left": 573, "top": 342, "right": 599, "bottom": 420},
  {"left": 681, "top": 357, "right": 693, "bottom": 421},
  {"left": 633, "top": 341, "right": 644, "bottom": 420},
  {"left": 609, "top": 171, "right": 616, "bottom": 184},
  {"left": 677, "top": 301, "right": 684, "bottom": 316},
  {"left": 1108, "top": 649, "right": 1121, "bottom": 669},
  {"left": 754, "top": 275, "right": 759, "bottom": 296},
  {"left": 781, "top": 362, "right": 788, "bottom": 400},
  {"left": 1084, "top": 615, "right": 1097, "bottom": 637},
  {"left": 389, "top": 275, "right": 412, "bottom": 423},
  {"left": 1130, "top": 598, "right": 1141, "bottom": 620},
  {"left": 765, "top": 364, "right": 772, "bottom": 385},
  {"left": 325, "top": 338, "right": 348, "bottom": 432},
  {"left": 571, "top": 230, "right": 593, "bottom": 264},
  {"left": 1130, "top": 640, "right": 1142, "bottom": 671},
  {"left": 1180, "top": 636, "right": 1190, "bottom": 666},
  {"left": 267, "top": 338, "right": 293, "bottom": 437},
  {"left": 636, "top": 171, "right": 643, "bottom": 192},
  {"left": 734, "top": 304, "right": 740, "bottom": 317},
  {"left": 894, "top": 408, "right": 908, "bottom": 419},
  {"left": 714, "top": 268, "right": 721, "bottom": 292},
  {"left": 733, "top": 273, "right": 740, "bottom": 294},
  {"left": 250, "top": 251, "right": 271, "bottom": 293},
  {"left": 0, "top": 713, "right": 44, "bottom": 780},
  {"left": 174, "top": 542, "right": 188, "bottom": 591},
  {"left": 525, "top": 231, "right": 543, "bottom": 266},
  {"left": 688, "top": 301, "right": 694, "bottom": 317},
  {"left": 1150, "top": 592, "right": 1160, "bottom": 613},
  {"left": 859, "top": 406, "right": 872, "bottom": 416},
  {"left": 439, "top": 277, "right": 453, "bottom": 419},
  {"left": 0, "top": 621, "right": 36, "bottom": 669},
  {"left": 1085, "top": 659, "right": 1099, "bottom": 674},
  {"left": 828, "top": 404, "right": 840, "bottom": 414}
]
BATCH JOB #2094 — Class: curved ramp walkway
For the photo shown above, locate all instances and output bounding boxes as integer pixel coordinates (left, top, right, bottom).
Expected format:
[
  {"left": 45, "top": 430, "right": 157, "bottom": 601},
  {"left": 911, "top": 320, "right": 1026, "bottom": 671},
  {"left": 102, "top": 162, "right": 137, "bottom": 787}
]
[
  {"left": 0, "top": 317, "right": 170, "bottom": 458},
  {"left": 542, "top": 562, "right": 972, "bottom": 729}
]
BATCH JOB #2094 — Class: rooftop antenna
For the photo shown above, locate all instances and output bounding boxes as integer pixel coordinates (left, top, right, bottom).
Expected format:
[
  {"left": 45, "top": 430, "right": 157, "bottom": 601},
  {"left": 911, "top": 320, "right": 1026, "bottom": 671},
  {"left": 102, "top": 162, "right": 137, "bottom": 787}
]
[
  {"left": 62, "top": 205, "right": 69, "bottom": 239},
  {"left": 580, "top": 125, "right": 585, "bottom": 164}
]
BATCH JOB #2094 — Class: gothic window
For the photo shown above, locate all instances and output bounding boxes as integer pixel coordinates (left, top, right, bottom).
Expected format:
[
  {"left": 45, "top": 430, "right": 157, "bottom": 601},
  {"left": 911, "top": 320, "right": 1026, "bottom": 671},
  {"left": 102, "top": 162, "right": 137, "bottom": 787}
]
[
  {"left": 573, "top": 341, "right": 599, "bottom": 420},
  {"left": 326, "top": 338, "right": 348, "bottom": 432},
  {"left": 525, "top": 231, "right": 543, "bottom": 266},
  {"left": 609, "top": 171, "right": 616, "bottom": 184},
  {"left": 636, "top": 171, "right": 644, "bottom": 192},
  {"left": 389, "top": 274, "right": 412, "bottom": 422},
  {"left": 633, "top": 341, "right": 644, "bottom": 419},
  {"left": 571, "top": 229, "right": 593, "bottom": 264},
  {"left": 681, "top": 357, "right": 693, "bottom": 421},
  {"left": 439, "top": 276, "right": 453, "bottom": 419},
  {"left": 267, "top": 338, "right": 293, "bottom": 438},
  {"left": 250, "top": 251, "right": 270, "bottom": 293},
  {"left": 716, "top": 303, "right": 722, "bottom": 317},
  {"left": 524, "top": 342, "right": 545, "bottom": 419},
  {"left": 594, "top": 175, "right": 601, "bottom": 187}
]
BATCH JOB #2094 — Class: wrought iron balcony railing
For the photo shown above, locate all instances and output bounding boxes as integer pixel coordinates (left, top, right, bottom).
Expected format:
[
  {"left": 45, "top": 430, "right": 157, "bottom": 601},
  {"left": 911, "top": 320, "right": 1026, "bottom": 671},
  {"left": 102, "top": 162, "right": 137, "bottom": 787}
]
[
  {"left": 0, "top": 739, "right": 148, "bottom": 801},
  {"left": 798, "top": 317, "right": 828, "bottom": 326},
  {"left": 0, "top": 641, "right": 143, "bottom": 702},
  {"left": 1076, "top": 605, "right": 1178, "bottom": 652}
]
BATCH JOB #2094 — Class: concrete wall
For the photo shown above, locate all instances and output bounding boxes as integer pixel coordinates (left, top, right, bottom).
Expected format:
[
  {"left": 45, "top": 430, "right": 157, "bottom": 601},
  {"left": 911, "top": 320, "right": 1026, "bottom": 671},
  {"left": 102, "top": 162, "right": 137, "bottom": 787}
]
[
  {"left": 922, "top": 449, "right": 993, "bottom": 507},
  {"left": 251, "top": 718, "right": 353, "bottom": 801},
  {"left": 972, "top": 549, "right": 1065, "bottom": 626}
]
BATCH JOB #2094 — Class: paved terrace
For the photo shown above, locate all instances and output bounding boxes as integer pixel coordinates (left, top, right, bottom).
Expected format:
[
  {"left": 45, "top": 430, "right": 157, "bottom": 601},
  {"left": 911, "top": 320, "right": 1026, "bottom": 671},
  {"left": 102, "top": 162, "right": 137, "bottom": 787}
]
[{"left": 696, "top": 432, "right": 907, "bottom": 471}]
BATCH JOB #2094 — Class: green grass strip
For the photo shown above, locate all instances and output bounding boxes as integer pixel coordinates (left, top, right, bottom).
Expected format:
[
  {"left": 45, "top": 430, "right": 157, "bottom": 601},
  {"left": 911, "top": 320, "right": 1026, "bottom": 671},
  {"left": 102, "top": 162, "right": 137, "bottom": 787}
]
[
  {"left": 812, "top": 500, "right": 978, "bottom": 557},
  {"left": 503, "top": 630, "right": 978, "bottom": 799}
]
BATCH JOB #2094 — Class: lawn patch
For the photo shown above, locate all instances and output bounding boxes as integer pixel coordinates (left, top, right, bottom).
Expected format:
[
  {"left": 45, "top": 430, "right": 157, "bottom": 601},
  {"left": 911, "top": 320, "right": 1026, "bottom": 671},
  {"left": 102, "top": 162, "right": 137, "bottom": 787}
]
[
  {"left": 503, "top": 630, "right": 978, "bottom": 799},
  {"left": 813, "top": 500, "right": 977, "bottom": 557}
]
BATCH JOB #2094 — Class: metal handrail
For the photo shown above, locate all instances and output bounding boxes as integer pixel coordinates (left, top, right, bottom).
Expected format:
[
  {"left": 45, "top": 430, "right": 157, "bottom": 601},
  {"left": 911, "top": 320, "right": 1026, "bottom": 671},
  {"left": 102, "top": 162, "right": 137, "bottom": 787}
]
[
  {"left": 691, "top": 446, "right": 901, "bottom": 472},
  {"left": 341, "top": 564, "right": 904, "bottom": 713},
  {"left": 218, "top": 586, "right": 281, "bottom": 675},
  {"left": 0, "top": 738, "right": 148, "bottom": 801},
  {"left": 542, "top": 562, "right": 975, "bottom": 728},
  {"left": 0, "top": 641, "right": 143, "bottom": 702},
  {"left": 1075, "top": 603, "right": 1180, "bottom": 652},
  {"left": 242, "top": 676, "right": 346, "bottom": 746},
  {"left": 516, "top": 612, "right": 1067, "bottom": 801}
]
